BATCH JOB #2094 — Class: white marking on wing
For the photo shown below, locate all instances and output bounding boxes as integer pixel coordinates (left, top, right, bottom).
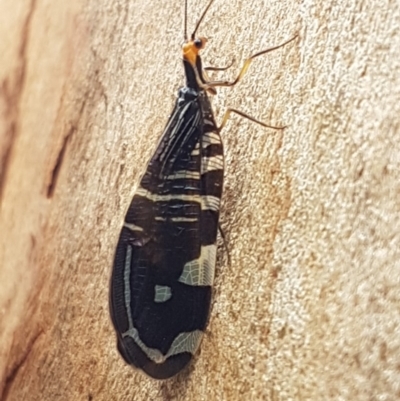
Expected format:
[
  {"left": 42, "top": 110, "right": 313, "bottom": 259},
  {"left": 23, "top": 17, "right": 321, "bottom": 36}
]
[
  {"left": 202, "top": 131, "right": 221, "bottom": 147},
  {"left": 168, "top": 331, "right": 203, "bottom": 358},
  {"left": 136, "top": 187, "right": 201, "bottom": 204},
  {"left": 170, "top": 217, "right": 198, "bottom": 222},
  {"left": 122, "top": 327, "right": 203, "bottom": 363},
  {"left": 201, "top": 195, "right": 221, "bottom": 211},
  {"left": 201, "top": 154, "right": 224, "bottom": 174},
  {"left": 123, "top": 245, "right": 134, "bottom": 329},
  {"left": 154, "top": 216, "right": 198, "bottom": 223},
  {"left": 178, "top": 244, "right": 217, "bottom": 286},
  {"left": 154, "top": 285, "right": 172, "bottom": 303},
  {"left": 167, "top": 170, "right": 201, "bottom": 180},
  {"left": 123, "top": 222, "right": 143, "bottom": 232}
]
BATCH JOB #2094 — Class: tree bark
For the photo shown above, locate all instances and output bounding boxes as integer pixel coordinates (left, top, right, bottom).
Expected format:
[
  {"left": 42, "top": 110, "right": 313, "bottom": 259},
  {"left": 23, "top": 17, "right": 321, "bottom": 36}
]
[{"left": 1, "top": 0, "right": 400, "bottom": 400}]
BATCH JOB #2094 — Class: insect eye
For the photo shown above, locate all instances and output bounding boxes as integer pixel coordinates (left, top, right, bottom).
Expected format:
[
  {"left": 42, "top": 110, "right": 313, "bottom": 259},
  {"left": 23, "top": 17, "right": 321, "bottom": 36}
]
[{"left": 194, "top": 38, "right": 203, "bottom": 48}]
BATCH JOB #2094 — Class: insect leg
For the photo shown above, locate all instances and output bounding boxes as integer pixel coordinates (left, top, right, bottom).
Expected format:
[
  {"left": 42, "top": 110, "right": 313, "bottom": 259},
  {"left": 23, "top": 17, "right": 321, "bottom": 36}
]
[
  {"left": 218, "top": 224, "right": 231, "bottom": 266},
  {"left": 218, "top": 108, "right": 286, "bottom": 132},
  {"left": 204, "top": 35, "right": 298, "bottom": 90},
  {"left": 202, "top": 60, "right": 235, "bottom": 94},
  {"left": 204, "top": 59, "right": 235, "bottom": 72}
]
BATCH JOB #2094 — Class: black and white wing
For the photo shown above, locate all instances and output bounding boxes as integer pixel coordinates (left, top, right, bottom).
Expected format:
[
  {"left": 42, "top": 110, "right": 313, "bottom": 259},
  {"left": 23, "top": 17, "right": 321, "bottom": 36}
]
[{"left": 109, "top": 88, "right": 223, "bottom": 379}]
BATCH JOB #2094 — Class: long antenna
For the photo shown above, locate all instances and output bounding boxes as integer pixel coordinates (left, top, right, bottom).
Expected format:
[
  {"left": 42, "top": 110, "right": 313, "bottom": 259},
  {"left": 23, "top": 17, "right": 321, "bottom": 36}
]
[
  {"left": 184, "top": 0, "right": 188, "bottom": 41},
  {"left": 191, "top": 0, "right": 215, "bottom": 39}
]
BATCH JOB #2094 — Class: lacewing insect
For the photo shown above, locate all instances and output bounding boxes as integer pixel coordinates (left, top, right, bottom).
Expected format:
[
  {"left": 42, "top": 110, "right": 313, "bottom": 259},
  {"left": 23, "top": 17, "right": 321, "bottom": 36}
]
[{"left": 109, "top": 0, "right": 297, "bottom": 379}]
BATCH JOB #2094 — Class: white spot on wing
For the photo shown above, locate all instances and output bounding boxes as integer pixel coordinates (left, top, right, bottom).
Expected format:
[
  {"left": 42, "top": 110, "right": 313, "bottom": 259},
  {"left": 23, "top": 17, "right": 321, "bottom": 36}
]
[
  {"left": 178, "top": 244, "right": 217, "bottom": 286},
  {"left": 154, "top": 285, "right": 172, "bottom": 303}
]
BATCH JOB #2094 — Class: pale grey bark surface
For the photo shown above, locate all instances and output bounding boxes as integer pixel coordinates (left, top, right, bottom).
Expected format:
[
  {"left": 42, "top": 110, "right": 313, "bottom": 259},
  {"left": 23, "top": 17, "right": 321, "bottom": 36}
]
[{"left": 1, "top": 0, "right": 399, "bottom": 400}]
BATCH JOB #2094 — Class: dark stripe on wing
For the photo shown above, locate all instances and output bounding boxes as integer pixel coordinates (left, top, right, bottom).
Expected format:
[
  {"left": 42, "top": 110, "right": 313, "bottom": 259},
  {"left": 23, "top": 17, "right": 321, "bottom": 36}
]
[
  {"left": 125, "top": 196, "right": 201, "bottom": 226},
  {"left": 201, "top": 170, "right": 224, "bottom": 198},
  {"left": 201, "top": 143, "right": 223, "bottom": 158},
  {"left": 131, "top": 281, "right": 211, "bottom": 353},
  {"left": 148, "top": 90, "right": 202, "bottom": 179},
  {"left": 141, "top": 175, "right": 201, "bottom": 196},
  {"left": 200, "top": 210, "right": 219, "bottom": 245}
]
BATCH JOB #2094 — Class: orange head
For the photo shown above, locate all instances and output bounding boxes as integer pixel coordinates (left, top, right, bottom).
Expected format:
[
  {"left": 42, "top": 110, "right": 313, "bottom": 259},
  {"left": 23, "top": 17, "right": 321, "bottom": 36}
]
[{"left": 182, "top": 37, "right": 207, "bottom": 66}]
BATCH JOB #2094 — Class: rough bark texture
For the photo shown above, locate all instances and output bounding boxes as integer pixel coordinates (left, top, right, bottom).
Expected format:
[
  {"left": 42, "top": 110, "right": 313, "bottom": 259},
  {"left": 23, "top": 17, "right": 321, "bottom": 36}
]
[{"left": 1, "top": 0, "right": 399, "bottom": 400}]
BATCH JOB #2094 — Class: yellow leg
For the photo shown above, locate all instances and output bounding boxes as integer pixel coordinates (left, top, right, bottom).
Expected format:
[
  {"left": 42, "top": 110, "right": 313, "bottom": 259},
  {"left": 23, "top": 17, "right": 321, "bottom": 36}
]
[
  {"left": 204, "top": 35, "right": 298, "bottom": 90},
  {"left": 204, "top": 59, "right": 235, "bottom": 72}
]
